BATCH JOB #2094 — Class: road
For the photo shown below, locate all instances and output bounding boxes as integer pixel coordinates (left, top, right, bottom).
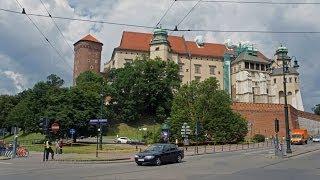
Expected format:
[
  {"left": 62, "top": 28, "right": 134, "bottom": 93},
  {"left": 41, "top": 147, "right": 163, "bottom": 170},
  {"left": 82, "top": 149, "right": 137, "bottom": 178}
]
[{"left": 0, "top": 144, "right": 319, "bottom": 180}]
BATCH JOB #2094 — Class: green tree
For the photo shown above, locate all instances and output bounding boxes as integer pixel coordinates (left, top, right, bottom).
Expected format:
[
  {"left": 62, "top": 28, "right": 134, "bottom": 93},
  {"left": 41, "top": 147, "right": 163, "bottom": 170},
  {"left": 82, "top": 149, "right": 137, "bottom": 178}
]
[
  {"left": 0, "top": 95, "right": 19, "bottom": 128},
  {"left": 313, "top": 104, "right": 320, "bottom": 115},
  {"left": 170, "top": 77, "right": 248, "bottom": 144},
  {"left": 107, "top": 56, "right": 180, "bottom": 124}
]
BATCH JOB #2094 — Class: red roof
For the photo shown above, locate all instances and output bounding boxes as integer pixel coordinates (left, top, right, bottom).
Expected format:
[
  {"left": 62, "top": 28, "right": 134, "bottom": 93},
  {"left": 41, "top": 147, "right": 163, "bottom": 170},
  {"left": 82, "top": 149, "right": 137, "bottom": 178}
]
[
  {"left": 117, "top": 31, "right": 227, "bottom": 58},
  {"left": 75, "top": 34, "right": 102, "bottom": 45}
]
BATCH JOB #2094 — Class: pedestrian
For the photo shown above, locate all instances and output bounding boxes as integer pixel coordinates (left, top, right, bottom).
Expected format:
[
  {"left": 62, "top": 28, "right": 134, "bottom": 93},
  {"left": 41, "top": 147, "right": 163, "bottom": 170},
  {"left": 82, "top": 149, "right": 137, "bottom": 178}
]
[
  {"left": 44, "top": 140, "right": 50, "bottom": 161},
  {"left": 55, "top": 140, "right": 59, "bottom": 154},
  {"left": 48, "top": 141, "right": 54, "bottom": 160},
  {"left": 58, "top": 139, "right": 63, "bottom": 154}
]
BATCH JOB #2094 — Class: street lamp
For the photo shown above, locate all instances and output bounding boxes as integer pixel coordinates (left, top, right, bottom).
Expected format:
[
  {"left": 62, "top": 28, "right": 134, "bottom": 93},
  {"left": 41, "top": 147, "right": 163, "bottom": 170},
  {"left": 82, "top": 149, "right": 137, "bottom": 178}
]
[{"left": 274, "top": 45, "right": 299, "bottom": 154}]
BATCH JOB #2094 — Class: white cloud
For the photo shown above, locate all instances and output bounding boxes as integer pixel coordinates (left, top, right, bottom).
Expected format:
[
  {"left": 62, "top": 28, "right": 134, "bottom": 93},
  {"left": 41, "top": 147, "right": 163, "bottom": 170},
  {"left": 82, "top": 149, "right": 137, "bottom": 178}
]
[{"left": 1, "top": 70, "right": 27, "bottom": 93}]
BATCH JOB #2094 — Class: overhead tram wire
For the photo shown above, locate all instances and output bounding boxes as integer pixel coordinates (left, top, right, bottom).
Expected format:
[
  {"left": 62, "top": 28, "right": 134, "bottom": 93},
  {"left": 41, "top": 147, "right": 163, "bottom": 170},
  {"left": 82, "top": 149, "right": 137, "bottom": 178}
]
[
  {"left": 175, "top": 0, "right": 320, "bottom": 5},
  {"left": 155, "top": 0, "right": 177, "bottom": 28},
  {"left": 1, "top": 8, "right": 320, "bottom": 35},
  {"left": 39, "top": 0, "right": 74, "bottom": 53},
  {"left": 14, "top": 0, "right": 73, "bottom": 71},
  {"left": 176, "top": 0, "right": 202, "bottom": 27}
]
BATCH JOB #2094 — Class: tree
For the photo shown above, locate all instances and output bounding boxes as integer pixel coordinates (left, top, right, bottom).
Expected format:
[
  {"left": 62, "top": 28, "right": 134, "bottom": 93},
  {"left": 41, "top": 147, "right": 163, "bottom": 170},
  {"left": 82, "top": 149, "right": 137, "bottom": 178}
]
[
  {"left": 107, "top": 56, "right": 180, "bottom": 124},
  {"left": 170, "top": 77, "right": 248, "bottom": 144},
  {"left": 0, "top": 95, "right": 19, "bottom": 128},
  {"left": 313, "top": 104, "right": 320, "bottom": 115}
]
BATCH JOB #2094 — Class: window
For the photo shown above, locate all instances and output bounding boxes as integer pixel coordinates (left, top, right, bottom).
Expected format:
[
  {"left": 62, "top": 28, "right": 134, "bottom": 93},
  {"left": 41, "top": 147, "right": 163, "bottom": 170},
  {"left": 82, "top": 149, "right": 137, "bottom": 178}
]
[
  {"left": 88, "top": 59, "right": 90, "bottom": 62},
  {"left": 250, "top": 63, "right": 254, "bottom": 70},
  {"left": 195, "top": 64, "right": 201, "bottom": 74},
  {"left": 256, "top": 64, "right": 260, "bottom": 70},
  {"left": 209, "top": 65, "right": 216, "bottom": 75},
  {"left": 195, "top": 76, "right": 201, "bottom": 82},
  {"left": 179, "top": 75, "right": 184, "bottom": 81},
  {"left": 124, "top": 59, "right": 133, "bottom": 65},
  {"left": 267, "top": 89, "right": 269, "bottom": 94},
  {"left": 261, "top": 64, "right": 265, "bottom": 71},
  {"left": 90, "top": 65, "right": 94, "bottom": 69},
  {"left": 155, "top": 47, "right": 160, "bottom": 51},
  {"left": 186, "top": 68, "right": 189, "bottom": 72},
  {"left": 274, "top": 78, "right": 276, "bottom": 84},
  {"left": 295, "top": 77, "right": 298, "bottom": 83},
  {"left": 289, "top": 77, "right": 292, "bottom": 83},
  {"left": 245, "top": 62, "right": 249, "bottom": 69},
  {"left": 179, "top": 63, "right": 184, "bottom": 73}
]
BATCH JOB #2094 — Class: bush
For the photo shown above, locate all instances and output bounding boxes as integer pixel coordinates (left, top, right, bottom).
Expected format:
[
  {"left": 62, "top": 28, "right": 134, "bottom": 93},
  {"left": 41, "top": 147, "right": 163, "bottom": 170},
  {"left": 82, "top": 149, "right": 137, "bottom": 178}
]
[{"left": 252, "top": 134, "right": 265, "bottom": 143}]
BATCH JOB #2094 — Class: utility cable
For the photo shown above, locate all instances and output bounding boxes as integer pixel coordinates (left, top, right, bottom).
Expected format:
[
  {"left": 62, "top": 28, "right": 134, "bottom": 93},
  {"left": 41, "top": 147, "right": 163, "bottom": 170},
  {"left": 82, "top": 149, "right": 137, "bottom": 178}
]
[
  {"left": 155, "top": 0, "right": 177, "bottom": 28},
  {"left": 14, "top": 0, "right": 73, "bottom": 71},
  {"left": 39, "top": 0, "right": 74, "bottom": 53}
]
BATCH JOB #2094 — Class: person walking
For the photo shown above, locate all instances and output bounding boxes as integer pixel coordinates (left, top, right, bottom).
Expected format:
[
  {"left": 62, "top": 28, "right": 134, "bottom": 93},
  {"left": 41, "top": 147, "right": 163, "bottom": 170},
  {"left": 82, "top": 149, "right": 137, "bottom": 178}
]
[
  {"left": 58, "top": 139, "right": 63, "bottom": 154},
  {"left": 55, "top": 140, "right": 59, "bottom": 154},
  {"left": 44, "top": 140, "right": 50, "bottom": 161}
]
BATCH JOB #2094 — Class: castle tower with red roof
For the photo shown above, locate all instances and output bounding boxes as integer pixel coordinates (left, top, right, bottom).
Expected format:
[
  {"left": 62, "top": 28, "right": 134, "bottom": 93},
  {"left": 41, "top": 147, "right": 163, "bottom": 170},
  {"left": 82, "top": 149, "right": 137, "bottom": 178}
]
[{"left": 73, "top": 34, "right": 103, "bottom": 84}]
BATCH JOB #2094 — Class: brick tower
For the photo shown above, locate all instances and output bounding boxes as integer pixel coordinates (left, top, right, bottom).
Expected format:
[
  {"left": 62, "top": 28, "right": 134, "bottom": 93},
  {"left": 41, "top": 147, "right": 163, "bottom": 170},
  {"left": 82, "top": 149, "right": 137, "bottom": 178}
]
[{"left": 73, "top": 34, "right": 103, "bottom": 84}]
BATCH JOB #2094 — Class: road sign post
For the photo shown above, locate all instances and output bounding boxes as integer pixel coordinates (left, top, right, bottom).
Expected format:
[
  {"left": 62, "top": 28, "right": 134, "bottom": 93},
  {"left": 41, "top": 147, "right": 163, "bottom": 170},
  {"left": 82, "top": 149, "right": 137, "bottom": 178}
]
[
  {"left": 69, "top": 129, "right": 76, "bottom": 147},
  {"left": 181, "top": 122, "right": 191, "bottom": 149},
  {"left": 89, "top": 119, "right": 107, "bottom": 157}
]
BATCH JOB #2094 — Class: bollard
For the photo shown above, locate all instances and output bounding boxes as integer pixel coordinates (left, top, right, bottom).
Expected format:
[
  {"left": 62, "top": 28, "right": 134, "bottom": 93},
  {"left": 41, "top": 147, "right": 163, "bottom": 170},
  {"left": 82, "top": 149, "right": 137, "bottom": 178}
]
[
  {"left": 242, "top": 143, "right": 244, "bottom": 150},
  {"left": 222, "top": 145, "right": 224, "bottom": 152},
  {"left": 247, "top": 142, "right": 249, "bottom": 149},
  {"left": 236, "top": 144, "right": 238, "bottom": 151},
  {"left": 204, "top": 145, "right": 206, "bottom": 154},
  {"left": 258, "top": 142, "right": 260, "bottom": 148},
  {"left": 213, "top": 145, "right": 215, "bottom": 153},
  {"left": 229, "top": 144, "right": 231, "bottom": 151}
]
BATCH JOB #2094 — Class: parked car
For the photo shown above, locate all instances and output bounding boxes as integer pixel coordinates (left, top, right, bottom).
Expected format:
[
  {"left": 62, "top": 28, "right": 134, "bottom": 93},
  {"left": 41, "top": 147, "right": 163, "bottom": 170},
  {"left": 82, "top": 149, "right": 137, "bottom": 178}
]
[
  {"left": 115, "top": 137, "right": 131, "bottom": 144},
  {"left": 312, "top": 135, "right": 320, "bottom": 142},
  {"left": 134, "top": 143, "right": 184, "bottom": 166}
]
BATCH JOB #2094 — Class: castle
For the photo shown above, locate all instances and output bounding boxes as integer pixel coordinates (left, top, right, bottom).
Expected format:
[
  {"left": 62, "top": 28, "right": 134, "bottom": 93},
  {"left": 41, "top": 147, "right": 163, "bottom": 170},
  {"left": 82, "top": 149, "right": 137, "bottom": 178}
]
[{"left": 73, "top": 28, "right": 304, "bottom": 111}]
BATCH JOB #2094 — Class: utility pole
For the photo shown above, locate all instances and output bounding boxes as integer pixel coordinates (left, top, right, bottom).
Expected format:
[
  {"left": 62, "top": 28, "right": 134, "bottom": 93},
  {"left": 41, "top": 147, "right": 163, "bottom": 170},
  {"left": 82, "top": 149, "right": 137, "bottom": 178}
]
[{"left": 99, "top": 81, "right": 104, "bottom": 150}]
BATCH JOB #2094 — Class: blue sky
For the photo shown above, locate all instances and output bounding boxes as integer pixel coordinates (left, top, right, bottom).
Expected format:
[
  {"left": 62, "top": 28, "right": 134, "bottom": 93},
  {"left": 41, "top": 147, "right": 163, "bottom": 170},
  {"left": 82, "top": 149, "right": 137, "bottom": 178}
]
[{"left": 0, "top": 0, "right": 319, "bottom": 112}]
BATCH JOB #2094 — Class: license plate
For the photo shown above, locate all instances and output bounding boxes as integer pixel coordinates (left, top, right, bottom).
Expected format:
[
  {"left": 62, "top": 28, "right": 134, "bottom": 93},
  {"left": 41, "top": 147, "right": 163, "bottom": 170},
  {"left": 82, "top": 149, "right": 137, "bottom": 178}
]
[{"left": 138, "top": 159, "right": 144, "bottom": 162}]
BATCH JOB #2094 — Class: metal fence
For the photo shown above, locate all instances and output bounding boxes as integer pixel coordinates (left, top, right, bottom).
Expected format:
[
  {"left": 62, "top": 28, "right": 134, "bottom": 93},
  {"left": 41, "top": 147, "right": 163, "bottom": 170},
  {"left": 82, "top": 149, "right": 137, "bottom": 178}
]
[{"left": 182, "top": 140, "right": 274, "bottom": 156}]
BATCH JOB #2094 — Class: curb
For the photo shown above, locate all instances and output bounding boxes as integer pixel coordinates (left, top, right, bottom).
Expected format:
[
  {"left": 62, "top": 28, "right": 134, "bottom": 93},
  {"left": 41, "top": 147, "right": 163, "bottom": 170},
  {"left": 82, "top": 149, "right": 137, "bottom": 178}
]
[
  {"left": 285, "top": 148, "right": 320, "bottom": 159},
  {"left": 54, "top": 157, "right": 134, "bottom": 164},
  {"left": 0, "top": 157, "right": 11, "bottom": 160}
]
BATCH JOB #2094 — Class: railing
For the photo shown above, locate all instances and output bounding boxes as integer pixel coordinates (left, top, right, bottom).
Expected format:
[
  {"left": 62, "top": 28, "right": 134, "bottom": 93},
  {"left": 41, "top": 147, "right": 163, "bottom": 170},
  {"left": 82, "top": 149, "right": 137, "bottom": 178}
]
[{"left": 181, "top": 140, "right": 274, "bottom": 156}]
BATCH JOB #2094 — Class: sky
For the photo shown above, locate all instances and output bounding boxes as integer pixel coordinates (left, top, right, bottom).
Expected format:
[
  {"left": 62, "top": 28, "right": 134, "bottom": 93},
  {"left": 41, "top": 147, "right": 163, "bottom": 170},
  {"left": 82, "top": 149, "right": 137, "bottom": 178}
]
[{"left": 0, "top": 0, "right": 319, "bottom": 112}]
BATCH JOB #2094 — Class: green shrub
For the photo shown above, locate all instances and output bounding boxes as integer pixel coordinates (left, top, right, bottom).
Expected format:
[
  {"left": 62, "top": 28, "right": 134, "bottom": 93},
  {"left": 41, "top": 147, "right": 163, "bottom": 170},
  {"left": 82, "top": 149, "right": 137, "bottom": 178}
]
[{"left": 252, "top": 134, "right": 265, "bottom": 143}]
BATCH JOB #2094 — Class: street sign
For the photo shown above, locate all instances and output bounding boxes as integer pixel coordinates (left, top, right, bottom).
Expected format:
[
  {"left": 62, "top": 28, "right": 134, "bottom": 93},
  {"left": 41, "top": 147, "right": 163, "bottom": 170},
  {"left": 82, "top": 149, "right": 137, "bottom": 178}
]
[
  {"left": 69, "top": 128, "right": 76, "bottom": 135},
  {"left": 51, "top": 123, "right": 60, "bottom": 134},
  {"left": 89, "top": 119, "right": 108, "bottom": 125}
]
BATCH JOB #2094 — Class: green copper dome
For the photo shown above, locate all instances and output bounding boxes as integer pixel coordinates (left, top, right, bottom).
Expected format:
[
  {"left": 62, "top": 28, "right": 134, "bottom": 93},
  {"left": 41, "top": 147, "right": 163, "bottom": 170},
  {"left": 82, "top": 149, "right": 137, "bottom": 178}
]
[{"left": 150, "top": 27, "right": 170, "bottom": 46}]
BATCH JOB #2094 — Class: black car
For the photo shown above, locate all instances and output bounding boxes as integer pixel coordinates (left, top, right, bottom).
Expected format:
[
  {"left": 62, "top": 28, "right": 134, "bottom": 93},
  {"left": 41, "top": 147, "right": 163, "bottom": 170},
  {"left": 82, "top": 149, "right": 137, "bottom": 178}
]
[{"left": 134, "top": 143, "right": 184, "bottom": 166}]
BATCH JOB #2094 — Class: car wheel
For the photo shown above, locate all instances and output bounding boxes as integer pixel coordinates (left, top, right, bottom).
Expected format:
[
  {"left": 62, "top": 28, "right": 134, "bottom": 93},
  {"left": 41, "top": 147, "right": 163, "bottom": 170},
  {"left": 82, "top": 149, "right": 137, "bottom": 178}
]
[
  {"left": 176, "top": 155, "right": 182, "bottom": 163},
  {"left": 136, "top": 162, "right": 142, "bottom": 166},
  {"left": 155, "top": 157, "right": 161, "bottom": 166}
]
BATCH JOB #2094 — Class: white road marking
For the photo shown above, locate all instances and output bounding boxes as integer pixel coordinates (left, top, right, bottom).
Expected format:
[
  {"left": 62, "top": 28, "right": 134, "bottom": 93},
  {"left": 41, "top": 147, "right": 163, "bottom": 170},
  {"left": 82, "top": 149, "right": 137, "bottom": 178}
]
[{"left": 0, "top": 161, "right": 12, "bottom": 165}]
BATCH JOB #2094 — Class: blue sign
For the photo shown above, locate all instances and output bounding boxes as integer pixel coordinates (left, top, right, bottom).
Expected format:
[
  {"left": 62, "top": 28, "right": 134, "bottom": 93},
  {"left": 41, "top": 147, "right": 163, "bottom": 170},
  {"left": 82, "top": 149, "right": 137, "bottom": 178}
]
[
  {"left": 69, "top": 128, "right": 76, "bottom": 135},
  {"left": 89, "top": 119, "right": 108, "bottom": 125}
]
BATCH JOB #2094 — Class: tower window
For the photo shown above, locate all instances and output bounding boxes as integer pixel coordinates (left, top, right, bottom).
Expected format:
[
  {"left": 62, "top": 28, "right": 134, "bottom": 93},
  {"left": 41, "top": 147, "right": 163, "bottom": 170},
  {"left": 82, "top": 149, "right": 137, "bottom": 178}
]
[
  {"left": 90, "top": 65, "right": 94, "bottom": 70},
  {"left": 261, "top": 64, "right": 265, "bottom": 71},
  {"left": 88, "top": 59, "right": 90, "bottom": 62},
  {"left": 179, "top": 63, "right": 184, "bottom": 73},
  {"left": 256, "top": 64, "right": 260, "bottom": 70},
  {"left": 274, "top": 79, "right": 276, "bottom": 84},
  {"left": 295, "top": 77, "right": 298, "bottom": 83},
  {"left": 155, "top": 47, "right": 160, "bottom": 51},
  {"left": 209, "top": 65, "right": 216, "bottom": 75},
  {"left": 245, "top": 62, "right": 249, "bottom": 69},
  {"left": 250, "top": 63, "right": 254, "bottom": 70},
  {"left": 194, "top": 64, "right": 201, "bottom": 74},
  {"left": 289, "top": 77, "right": 292, "bottom": 83}
]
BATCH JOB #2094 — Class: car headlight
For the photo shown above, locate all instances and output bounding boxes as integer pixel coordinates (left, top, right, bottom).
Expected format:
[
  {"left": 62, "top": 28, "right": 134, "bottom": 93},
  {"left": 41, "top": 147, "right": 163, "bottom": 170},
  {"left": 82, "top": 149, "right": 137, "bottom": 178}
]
[
  {"left": 134, "top": 155, "right": 139, "bottom": 158},
  {"left": 145, "top": 155, "right": 154, "bottom": 159}
]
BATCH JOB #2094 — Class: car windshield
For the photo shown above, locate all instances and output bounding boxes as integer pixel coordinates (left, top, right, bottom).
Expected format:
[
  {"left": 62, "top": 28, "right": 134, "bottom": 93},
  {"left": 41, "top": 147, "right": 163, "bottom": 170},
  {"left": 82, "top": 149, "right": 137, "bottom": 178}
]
[
  {"left": 145, "top": 144, "right": 164, "bottom": 152},
  {"left": 292, "top": 134, "right": 302, "bottom": 138}
]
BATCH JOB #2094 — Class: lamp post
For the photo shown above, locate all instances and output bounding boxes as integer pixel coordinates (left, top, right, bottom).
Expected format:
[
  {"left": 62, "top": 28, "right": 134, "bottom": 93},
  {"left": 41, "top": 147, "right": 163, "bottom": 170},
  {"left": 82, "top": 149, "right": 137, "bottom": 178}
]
[
  {"left": 274, "top": 45, "right": 299, "bottom": 154},
  {"left": 99, "top": 81, "right": 105, "bottom": 151}
]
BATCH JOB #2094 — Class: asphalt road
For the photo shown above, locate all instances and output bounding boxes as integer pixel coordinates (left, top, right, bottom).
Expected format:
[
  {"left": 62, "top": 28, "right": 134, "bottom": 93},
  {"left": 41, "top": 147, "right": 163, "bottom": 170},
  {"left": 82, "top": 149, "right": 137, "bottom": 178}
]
[{"left": 0, "top": 144, "right": 319, "bottom": 180}]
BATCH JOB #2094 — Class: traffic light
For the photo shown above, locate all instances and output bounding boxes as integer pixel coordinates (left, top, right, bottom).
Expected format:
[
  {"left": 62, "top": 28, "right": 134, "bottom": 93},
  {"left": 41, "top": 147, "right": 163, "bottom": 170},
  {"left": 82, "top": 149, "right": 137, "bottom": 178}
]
[
  {"left": 275, "top": 119, "right": 279, "bottom": 133},
  {"left": 39, "top": 117, "right": 49, "bottom": 134}
]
